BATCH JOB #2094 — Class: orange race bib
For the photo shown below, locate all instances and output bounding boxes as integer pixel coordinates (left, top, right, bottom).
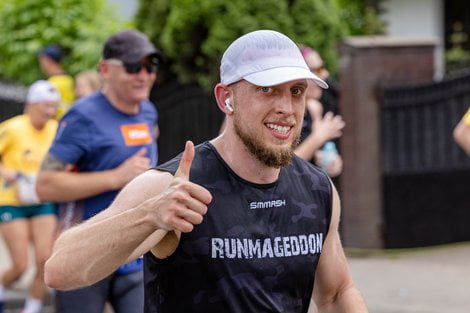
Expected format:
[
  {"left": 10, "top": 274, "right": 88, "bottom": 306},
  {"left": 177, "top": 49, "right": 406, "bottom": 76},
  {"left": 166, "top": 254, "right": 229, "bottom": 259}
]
[{"left": 120, "top": 123, "right": 152, "bottom": 146}]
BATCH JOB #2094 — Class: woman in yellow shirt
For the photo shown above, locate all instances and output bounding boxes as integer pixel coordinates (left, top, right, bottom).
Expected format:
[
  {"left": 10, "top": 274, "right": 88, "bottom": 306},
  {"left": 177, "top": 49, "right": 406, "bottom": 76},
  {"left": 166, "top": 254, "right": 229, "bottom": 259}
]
[{"left": 0, "top": 80, "right": 59, "bottom": 313}]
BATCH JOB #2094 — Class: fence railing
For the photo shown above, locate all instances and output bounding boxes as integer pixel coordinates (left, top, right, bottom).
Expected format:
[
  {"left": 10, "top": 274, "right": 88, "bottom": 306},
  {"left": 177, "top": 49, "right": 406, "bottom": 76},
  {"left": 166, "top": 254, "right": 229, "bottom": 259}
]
[
  {"left": 0, "top": 81, "right": 27, "bottom": 122},
  {"left": 380, "top": 69, "right": 470, "bottom": 176},
  {"left": 151, "top": 79, "right": 224, "bottom": 163},
  {"left": 379, "top": 70, "right": 470, "bottom": 248}
]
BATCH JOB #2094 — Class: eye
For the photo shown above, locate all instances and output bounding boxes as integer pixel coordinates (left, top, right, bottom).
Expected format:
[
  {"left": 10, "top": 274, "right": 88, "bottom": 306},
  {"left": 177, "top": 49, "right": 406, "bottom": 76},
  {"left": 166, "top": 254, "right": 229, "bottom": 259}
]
[
  {"left": 291, "top": 87, "right": 304, "bottom": 96},
  {"left": 259, "top": 87, "right": 272, "bottom": 93}
]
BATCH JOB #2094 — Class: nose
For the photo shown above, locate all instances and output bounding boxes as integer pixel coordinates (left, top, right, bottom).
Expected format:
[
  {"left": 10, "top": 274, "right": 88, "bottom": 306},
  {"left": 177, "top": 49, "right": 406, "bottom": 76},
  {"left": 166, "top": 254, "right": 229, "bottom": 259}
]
[{"left": 274, "top": 90, "right": 294, "bottom": 115}]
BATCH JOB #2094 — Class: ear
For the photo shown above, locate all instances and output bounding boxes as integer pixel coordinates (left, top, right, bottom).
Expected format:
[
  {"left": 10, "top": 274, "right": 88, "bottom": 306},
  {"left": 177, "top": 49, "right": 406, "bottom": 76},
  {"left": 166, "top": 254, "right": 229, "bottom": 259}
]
[
  {"left": 214, "top": 83, "right": 234, "bottom": 115},
  {"left": 98, "top": 60, "right": 109, "bottom": 77}
]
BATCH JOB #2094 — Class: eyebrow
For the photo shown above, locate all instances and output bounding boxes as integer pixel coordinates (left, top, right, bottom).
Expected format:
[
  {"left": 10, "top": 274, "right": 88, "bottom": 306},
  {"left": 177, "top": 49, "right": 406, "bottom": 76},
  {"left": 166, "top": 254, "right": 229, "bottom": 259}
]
[{"left": 292, "top": 82, "right": 308, "bottom": 88}]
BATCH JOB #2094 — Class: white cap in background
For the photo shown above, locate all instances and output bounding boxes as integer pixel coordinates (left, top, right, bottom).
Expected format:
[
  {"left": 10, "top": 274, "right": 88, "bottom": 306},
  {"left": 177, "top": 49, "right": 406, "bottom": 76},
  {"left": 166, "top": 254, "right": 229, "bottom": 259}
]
[{"left": 26, "top": 80, "right": 60, "bottom": 103}]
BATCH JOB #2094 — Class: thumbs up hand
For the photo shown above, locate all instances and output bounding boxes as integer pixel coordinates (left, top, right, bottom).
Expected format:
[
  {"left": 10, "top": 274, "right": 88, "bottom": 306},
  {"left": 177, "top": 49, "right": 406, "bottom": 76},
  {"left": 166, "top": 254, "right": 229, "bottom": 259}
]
[
  {"left": 152, "top": 141, "right": 212, "bottom": 233},
  {"left": 113, "top": 147, "right": 151, "bottom": 189}
]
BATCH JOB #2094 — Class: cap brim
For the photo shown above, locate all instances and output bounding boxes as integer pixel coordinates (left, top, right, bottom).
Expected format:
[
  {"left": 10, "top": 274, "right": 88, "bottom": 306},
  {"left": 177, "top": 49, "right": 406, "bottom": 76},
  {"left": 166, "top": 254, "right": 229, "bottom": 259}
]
[
  {"left": 243, "top": 67, "right": 328, "bottom": 89},
  {"left": 122, "top": 48, "right": 163, "bottom": 64}
]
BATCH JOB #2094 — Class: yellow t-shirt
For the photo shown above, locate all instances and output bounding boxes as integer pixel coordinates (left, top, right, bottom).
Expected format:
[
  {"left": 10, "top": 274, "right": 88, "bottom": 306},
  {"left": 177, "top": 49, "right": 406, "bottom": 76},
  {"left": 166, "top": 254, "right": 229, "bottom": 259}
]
[
  {"left": 463, "top": 107, "right": 470, "bottom": 126},
  {"left": 0, "top": 115, "right": 58, "bottom": 205},
  {"left": 48, "top": 74, "right": 75, "bottom": 120}
]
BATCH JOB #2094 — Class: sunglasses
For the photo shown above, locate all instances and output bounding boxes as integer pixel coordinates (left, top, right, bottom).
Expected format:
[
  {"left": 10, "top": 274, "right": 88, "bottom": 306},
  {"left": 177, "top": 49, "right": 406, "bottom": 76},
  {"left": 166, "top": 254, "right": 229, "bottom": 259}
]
[{"left": 106, "top": 58, "right": 158, "bottom": 74}]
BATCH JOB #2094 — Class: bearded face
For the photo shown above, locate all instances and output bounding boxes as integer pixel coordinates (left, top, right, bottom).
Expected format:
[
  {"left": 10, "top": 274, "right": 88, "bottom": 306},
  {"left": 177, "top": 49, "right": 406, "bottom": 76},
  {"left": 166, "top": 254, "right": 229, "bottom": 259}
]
[{"left": 233, "top": 108, "right": 300, "bottom": 168}]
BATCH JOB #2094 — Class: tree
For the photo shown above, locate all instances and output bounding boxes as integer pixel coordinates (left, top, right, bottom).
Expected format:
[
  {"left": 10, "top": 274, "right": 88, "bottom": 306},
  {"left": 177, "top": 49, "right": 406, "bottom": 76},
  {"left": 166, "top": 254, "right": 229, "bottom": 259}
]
[
  {"left": 136, "top": 0, "right": 382, "bottom": 89},
  {"left": 446, "top": 21, "right": 470, "bottom": 73},
  {"left": 0, "top": 0, "right": 127, "bottom": 85},
  {"left": 335, "top": 0, "right": 385, "bottom": 36}
]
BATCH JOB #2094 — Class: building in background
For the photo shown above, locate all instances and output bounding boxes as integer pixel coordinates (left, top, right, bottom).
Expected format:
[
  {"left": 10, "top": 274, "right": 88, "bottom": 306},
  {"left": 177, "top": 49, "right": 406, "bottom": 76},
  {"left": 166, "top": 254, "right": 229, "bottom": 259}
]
[
  {"left": 377, "top": 0, "right": 470, "bottom": 79},
  {"left": 380, "top": 0, "right": 444, "bottom": 79},
  {"left": 107, "top": 0, "right": 138, "bottom": 20}
]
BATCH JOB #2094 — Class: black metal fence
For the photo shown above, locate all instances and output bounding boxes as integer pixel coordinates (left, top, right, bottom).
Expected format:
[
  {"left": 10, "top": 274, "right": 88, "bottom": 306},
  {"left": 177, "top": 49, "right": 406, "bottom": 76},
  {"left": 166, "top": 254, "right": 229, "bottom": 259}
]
[
  {"left": 379, "top": 70, "right": 470, "bottom": 248},
  {"left": 151, "top": 79, "right": 225, "bottom": 163},
  {"left": 381, "top": 70, "right": 470, "bottom": 175}
]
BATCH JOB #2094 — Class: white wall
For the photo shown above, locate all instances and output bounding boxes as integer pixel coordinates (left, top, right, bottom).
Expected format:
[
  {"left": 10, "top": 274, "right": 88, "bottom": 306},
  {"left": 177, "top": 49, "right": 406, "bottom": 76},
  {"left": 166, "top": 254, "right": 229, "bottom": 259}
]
[
  {"left": 381, "top": 0, "right": 445, "bottom": 79},
  {"left": 107, "top": 0, "right": 138, "bottom": 21}
]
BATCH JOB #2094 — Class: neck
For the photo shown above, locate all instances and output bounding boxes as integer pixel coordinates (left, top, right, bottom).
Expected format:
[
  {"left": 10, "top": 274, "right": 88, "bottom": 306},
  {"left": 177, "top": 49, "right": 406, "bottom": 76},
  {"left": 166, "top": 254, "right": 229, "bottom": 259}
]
[
  {"left": 102, "top": 87, "right": 140, "bottom": 115},
  {"left": 28, "top": 114, "right": 45, "bottom": 131},
  {"left": 211, "top": 132, "right": 281, "bottom": 184}
]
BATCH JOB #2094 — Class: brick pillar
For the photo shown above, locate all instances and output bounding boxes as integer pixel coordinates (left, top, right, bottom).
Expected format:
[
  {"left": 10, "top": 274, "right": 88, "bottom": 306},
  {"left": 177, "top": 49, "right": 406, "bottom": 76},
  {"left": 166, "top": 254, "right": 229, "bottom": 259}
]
[{"left": 339, "top": 36, "right": 436, "bottom": 248}]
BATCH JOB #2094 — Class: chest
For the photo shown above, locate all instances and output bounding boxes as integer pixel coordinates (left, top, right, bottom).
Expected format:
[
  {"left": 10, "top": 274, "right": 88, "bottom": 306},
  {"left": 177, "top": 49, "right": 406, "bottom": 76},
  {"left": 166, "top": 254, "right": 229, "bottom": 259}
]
[
  {"left": 177, "top": 178, "right": 329, "bottom": 268},
  {"left": 81, "top": 118, "right": 156, "bottom": 169}
]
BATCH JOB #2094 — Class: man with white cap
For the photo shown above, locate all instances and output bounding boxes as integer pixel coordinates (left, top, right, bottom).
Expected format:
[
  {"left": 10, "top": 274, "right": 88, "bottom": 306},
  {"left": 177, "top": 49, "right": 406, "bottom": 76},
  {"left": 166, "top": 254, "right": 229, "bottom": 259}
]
[
  {"left": 0, "top": 80, "right": 59, "bottom": 313},
  {"left": 44, "top": 30, "right": 368, "bottom": 312}
]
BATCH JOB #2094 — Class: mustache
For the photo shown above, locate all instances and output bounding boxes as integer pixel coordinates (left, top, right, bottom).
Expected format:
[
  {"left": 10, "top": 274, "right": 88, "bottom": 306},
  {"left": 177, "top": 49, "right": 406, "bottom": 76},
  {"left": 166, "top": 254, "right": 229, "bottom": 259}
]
[{"left": 265, "top": 118, "right": 297, "bottom": 125}]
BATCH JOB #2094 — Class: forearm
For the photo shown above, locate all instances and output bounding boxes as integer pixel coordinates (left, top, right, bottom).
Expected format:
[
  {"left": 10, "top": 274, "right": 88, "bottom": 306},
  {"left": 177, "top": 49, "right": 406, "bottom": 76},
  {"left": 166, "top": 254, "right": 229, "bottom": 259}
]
[
  {"left": 37, "top": 169, "right": 118, "bottom": 202},
  {"left": 45, "top": 207, "right": 162, "bottom": 290},
  {"left": 295, "top": 133, "right": 325, "bottom": 161}
]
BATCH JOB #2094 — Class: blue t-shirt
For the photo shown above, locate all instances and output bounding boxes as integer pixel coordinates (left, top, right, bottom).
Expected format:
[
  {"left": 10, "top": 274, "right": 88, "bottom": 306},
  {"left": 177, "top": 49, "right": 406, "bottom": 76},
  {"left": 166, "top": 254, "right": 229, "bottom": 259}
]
[{"left": 50, "top": 91, "right": 158, "bottom": 220}]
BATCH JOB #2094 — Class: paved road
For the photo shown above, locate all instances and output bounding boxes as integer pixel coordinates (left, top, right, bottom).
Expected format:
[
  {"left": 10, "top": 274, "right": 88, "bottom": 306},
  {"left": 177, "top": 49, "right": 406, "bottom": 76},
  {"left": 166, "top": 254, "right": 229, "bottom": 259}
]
[
  {"left": 1, "top": 234, "right": 469, "bottom": 312},
  {"left": 347, "top": 243, "right": 470, "bottom": 313}
]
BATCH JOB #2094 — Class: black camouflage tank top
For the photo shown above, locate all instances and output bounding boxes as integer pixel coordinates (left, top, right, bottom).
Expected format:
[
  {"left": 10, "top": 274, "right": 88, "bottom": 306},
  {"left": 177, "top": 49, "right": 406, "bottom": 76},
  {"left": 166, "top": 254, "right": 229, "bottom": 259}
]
[{"left": 144, "top": 142, "right": 332, "bottom": 313}]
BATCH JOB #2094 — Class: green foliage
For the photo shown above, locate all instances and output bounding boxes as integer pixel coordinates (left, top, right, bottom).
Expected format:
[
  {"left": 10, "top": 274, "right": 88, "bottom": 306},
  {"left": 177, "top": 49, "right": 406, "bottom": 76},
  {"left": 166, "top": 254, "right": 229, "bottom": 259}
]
[
  {"left": 0, "top": 0, "right": 128, "bottom": 85},
  {"left": 136, "top": 0, "right": 385, "bottom": 89},
  {"left": 335, "top": 0, "right": 386, "bottom": 36},
  {"left": 137, "top": 0, "right": 376, "bottom": 89},
  {"left": 289, "top": 0, "right": 346, "bottom": 78},
  {"left": 446, "top": 22, "right": 470, "bottom": 73}
]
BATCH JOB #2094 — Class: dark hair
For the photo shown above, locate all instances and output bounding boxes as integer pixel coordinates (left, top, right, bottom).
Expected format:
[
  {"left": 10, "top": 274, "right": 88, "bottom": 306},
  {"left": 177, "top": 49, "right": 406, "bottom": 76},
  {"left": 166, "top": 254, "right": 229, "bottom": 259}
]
[{"left": 38, "top": 44, "right": 62, "bottom": 63}]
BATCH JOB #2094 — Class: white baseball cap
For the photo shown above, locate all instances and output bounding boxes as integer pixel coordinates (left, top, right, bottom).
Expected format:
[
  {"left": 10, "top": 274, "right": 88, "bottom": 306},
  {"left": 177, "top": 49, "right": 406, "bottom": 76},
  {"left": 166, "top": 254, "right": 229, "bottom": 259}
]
[
  {"left": 220, "top": 30, "right": 328, "bottom": 88},
  {"left": 26, "top": 80, "right": 61, "bottom": 103}
]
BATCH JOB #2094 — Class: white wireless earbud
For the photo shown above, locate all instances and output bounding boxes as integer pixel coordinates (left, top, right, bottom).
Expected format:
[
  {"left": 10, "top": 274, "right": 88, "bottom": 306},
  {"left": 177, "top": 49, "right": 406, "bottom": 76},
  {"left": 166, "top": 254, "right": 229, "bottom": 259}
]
[{"left": 225, "top": 99, "right": 234, "bottom": 112}]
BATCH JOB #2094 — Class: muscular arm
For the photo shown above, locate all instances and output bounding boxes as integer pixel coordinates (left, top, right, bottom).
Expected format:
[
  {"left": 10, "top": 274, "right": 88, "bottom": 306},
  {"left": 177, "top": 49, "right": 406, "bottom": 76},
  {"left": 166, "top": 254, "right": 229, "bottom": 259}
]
[
  {"left": 311, "top": 183, "right": 368, "bottom": 313},
  {"left": 453, "top": 118, "right": 470, "bottom": 155},
  {"left": 44, "top": 141, "right": 212, "bottom": 290},
  {"left": 44, "top": 170, "right": 172, "bottom": 290}
]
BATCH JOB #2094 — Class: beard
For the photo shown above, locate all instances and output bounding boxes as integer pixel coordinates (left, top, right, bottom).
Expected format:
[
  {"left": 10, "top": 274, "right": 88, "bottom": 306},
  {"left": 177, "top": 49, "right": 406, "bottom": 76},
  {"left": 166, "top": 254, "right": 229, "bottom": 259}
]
[{"left": 234, "top": 112, "right": 300, "bottom": 168}]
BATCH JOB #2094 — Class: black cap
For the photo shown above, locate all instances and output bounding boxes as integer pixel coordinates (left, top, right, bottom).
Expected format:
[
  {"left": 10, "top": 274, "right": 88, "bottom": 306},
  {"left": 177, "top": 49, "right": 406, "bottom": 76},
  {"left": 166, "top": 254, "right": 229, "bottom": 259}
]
[
  {"left": 38, "top": 44, "right": 63, "bottom": 63},
  {"left": 103, "top": 30, "right": 161, "bottom": 63}
]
